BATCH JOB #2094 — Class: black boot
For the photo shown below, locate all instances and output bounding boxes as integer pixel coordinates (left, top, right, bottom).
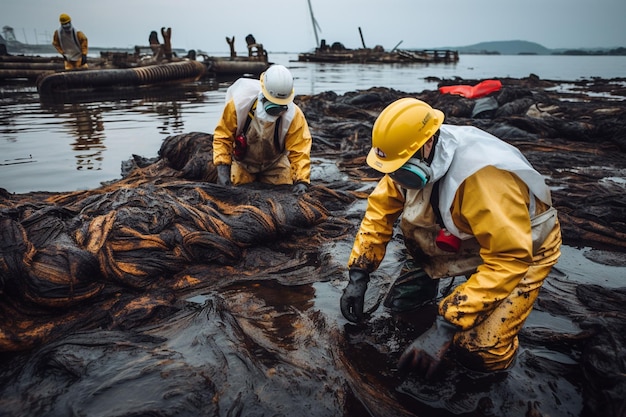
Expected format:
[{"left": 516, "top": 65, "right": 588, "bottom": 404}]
[{"left": 384, "top": 267, "right": 439, "bottom": 312}]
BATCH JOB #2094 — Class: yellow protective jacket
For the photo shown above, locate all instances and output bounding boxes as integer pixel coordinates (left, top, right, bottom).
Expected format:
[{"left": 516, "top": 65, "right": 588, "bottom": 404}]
[
  {"left": 348, "top": 174, "right": 404, "bottom": 272},
  {"left": 349, "top": 167, "right": 560, "bottom": 329},
  {"left": 52, "top": 27, "right": 88, "bottom": 61},
  {"left": 348, "top": 125, "right": 561, "bottom": 332},
  {"left": 213, "top": 79, "right": 312, "bottom": 185}
]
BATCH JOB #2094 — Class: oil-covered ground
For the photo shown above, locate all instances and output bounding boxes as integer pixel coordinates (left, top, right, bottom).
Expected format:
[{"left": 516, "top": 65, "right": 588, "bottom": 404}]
[{"left": 1, "top": 76, "right": 625, "bottom": 417}]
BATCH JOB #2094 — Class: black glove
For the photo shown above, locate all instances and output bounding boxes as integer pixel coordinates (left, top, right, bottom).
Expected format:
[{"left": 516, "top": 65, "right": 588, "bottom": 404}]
[
  {"left": 216, "top": 164, "right": 232, "bottom": 186},
  {"left": 80, "top": 54, "right": 87, "bottom": 65},
  {"left": 292, "top": 182, "right": 308, "bottom": 195},
  {"left": 398, "top": 315, "right": 457, "bottom": 378},
  {"left": 340, "top": 268, "right": 370, "bottom": 322}
]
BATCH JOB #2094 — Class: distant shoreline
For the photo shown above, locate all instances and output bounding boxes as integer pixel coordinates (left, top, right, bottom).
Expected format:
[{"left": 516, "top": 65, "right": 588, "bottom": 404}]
[
  {"left": 3, "top": 42, "right": 626, "bottom": 57},
  {"left": 1, "top": 44, "right": 188, "bottom": 57},
  {"left": 458, "top": 48, "right": 626, "bottom": 56}
]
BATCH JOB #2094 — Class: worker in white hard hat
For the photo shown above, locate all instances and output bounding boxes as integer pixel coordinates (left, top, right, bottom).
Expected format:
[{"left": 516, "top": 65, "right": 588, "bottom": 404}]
[
  {"left": 213, "top": 64, "right": 312, "bottom": 194},
  {"left": 341, "top": 97, "right": 562, "bottom": 376},
  {"left": 52, "top": 13, "right": 88, "bottom": 70}
]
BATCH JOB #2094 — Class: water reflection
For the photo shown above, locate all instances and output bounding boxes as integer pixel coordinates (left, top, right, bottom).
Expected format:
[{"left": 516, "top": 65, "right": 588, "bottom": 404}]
[
  {"left": 35, "top": 83, "right": 217, "bottom": 172},
  {"left": 0, "top": 81, "right": 224, "bottom": 193},
  {"left": 38, "top": 100, "right": 107, "bottom": 171},
  {"left": 151, "top": 100, "right": 184, "bottom": 135},
  {"left": 68, "top": 103, "right": 106, "bottom": 170},
  {"left": 6, "top": 54, "right": 623, "bottom": 194}
]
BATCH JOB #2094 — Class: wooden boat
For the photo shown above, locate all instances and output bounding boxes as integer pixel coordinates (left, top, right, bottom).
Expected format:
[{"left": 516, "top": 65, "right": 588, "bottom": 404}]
[
  {"left": 299, "top": 0, "right": 458, "bottom": 64},
  {"left": 1, "top": 51, "right": 268, "bottom": 83},
  {"left": 298, "top": 42, "right": 459, "bottom": 64},
  {"left": 1, "top": 31, "right": 270, "bottom": 83}
]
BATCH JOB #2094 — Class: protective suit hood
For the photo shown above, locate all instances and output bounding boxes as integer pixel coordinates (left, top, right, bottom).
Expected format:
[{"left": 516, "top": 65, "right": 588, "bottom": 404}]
[{"left": 433, "top": 124, "right": 552, "bottom": 239}]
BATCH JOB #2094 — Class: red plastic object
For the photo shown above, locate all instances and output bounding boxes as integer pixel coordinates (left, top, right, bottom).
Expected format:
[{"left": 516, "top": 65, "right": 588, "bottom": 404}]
[
  {"left": 435, "top": 229, "right": 462, "bottom": 252},
  {"left": 438, "top": 79, "right": 502, "bottom": 99},
  {"left": 233, "top": 134, "right": 248, "bottom": 160}
]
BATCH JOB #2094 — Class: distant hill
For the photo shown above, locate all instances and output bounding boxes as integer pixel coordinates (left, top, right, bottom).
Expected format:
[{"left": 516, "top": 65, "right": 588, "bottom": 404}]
[
  {"left": 455, "top": 40, "right": 550, "bottom": 55},
  {"left": 432, "top": 40, "right": 625, "bottom": 56}
]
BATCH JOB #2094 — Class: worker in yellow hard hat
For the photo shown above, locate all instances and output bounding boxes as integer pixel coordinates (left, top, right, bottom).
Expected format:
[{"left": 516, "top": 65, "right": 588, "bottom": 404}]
[
  {"left": 340, "top": 97, "right": 562, "bottom": 375},
  {"left": 213, "top": 64, "right": 312, "bottom": 194},
  {"left": 52, "top": 13, "right": 88, "bottom": 70}
]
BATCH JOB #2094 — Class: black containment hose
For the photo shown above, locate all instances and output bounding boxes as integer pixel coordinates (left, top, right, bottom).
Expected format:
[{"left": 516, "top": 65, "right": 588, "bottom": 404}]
[{"left": 37, "top": 60, "right": 206, "bottom": 94}]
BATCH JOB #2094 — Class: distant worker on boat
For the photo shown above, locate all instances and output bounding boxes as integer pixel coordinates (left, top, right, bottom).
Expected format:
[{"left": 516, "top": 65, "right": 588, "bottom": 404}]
[
  {"left": 52, "top": 13, "right": 88, "bottom": 70},
  {"left": 213, "top": 64, "right": 312, "bottom": 195},
  {"left": 148, "top": 30, "right": 161, "bottom": 55}
]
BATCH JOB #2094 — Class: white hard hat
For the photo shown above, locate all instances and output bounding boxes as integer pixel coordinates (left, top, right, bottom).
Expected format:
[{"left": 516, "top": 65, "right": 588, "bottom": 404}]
[{"left": 260, "top": 64, "right": 294, "bottom": 105}]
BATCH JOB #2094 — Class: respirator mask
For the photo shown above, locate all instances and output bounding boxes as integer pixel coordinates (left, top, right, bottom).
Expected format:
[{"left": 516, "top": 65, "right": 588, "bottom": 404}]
[
  {"left": 262, "top": 96, "right": 288, "bottom": 117},
  {"left": 389, "top": 156, "right": 433, "bottom": 190}
]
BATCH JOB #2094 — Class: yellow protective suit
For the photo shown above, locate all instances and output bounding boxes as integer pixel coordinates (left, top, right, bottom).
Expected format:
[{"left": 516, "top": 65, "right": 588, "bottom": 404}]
[
  {"left": 213, "top": 98, "right": 312, "bottom": 186},
  {"left": 348, "top": 165, "right": 561, "bottom": 371},
  {"left": 52, "top": 27, "right": 88, "bottom": 70},
  {"left": 348, "top": 174, "right": 404, "bottom": 272}
]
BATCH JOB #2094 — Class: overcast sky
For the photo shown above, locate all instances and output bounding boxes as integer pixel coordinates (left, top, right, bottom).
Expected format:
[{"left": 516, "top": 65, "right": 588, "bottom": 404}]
[{"left": 3, "top": 0, "right": 625, "bottom": 53}]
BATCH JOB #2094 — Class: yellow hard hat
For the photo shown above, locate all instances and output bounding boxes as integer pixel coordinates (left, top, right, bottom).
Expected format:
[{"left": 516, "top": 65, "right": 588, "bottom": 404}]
[
  {"left": 366, "top": 98, "right": 444, "bottom": 173},
  {"left": 59, "top": 13, "right": 71, "bottom": 24}
]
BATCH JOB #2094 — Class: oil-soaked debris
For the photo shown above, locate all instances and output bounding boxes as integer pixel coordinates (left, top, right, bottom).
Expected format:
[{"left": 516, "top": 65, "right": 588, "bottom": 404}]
[{"left": 1, "top": 75, "right": 625, "bottom": 417}]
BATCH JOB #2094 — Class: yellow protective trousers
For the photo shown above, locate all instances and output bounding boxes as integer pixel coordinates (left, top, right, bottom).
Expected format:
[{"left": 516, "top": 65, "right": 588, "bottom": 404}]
[
  {"left": 448, "top": 225, "right": 561, "bottom": 371},
  {"left": 64, "top": 60, "right": 88, "bottom": 70},
  {"left": 231, "top": 153, "right": 293, "bottom": 185}
]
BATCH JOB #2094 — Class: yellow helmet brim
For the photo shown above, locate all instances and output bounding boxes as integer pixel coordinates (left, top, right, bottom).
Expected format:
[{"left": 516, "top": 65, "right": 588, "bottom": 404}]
[
  {"left": 366, "top": 147, "right": 406, "bottom": 173},
  {"left": 367, "top": 108, "right": 444, "bottom": 173}
]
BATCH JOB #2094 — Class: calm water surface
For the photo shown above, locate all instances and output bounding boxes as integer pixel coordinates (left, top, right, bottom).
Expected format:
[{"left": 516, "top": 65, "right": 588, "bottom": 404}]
[{"left": 1, "top": 53, "right": 625, "bottom": 194}]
